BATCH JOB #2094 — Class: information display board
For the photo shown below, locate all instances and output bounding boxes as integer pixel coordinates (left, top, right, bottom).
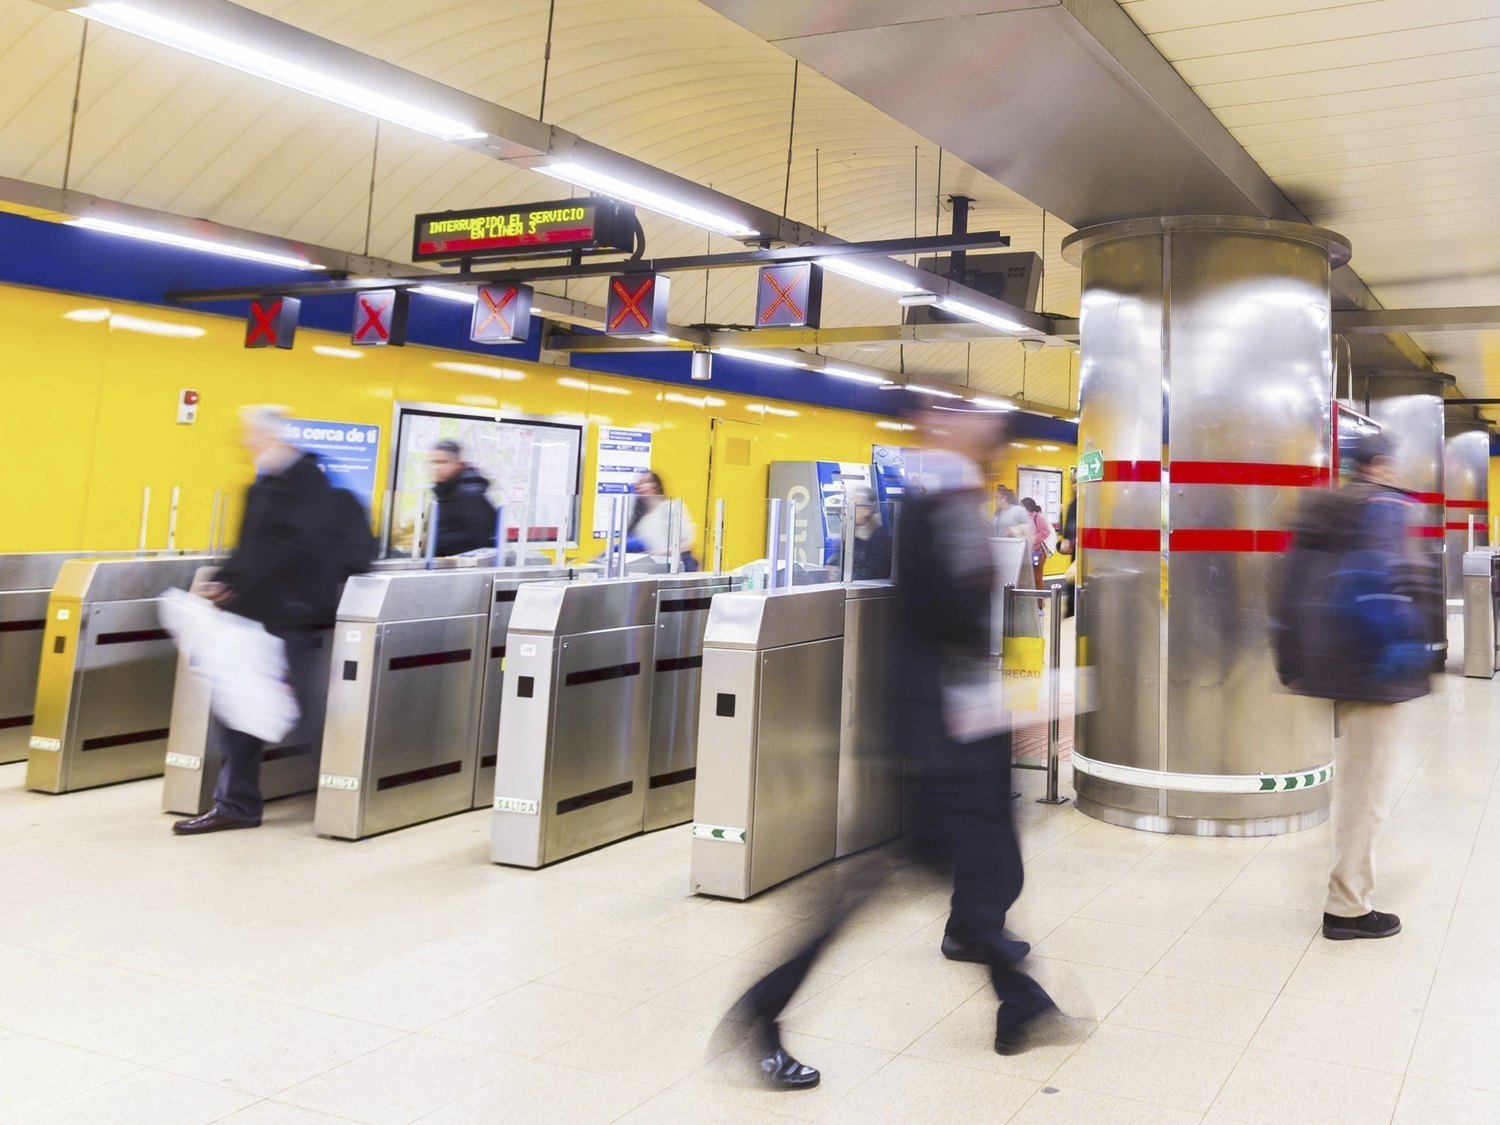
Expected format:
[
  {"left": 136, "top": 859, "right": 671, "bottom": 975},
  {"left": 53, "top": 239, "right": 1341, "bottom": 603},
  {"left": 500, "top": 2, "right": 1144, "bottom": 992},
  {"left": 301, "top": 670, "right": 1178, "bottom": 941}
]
[
  {"left": 283, "top": 417, "right": 381, "bottom": 512},
  {"left": 390, "top": 407, "right": 582, "bottom": 555},
  {"left": 592, "top": 427, "right": 653, "bottom": 539},
  {"left": 412, "top": 199, "right": 637, "bottom": 262},
  {"left": 1017, "top": 465, "right": 1064, "bottom": 526}
]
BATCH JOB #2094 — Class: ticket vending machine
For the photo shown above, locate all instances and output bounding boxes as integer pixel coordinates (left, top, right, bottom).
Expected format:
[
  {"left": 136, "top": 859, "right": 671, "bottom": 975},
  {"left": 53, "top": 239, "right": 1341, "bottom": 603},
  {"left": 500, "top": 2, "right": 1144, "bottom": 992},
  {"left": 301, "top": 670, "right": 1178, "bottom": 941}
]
[{"left": 768, "top": 462, "right": 876, "bottom": 567}]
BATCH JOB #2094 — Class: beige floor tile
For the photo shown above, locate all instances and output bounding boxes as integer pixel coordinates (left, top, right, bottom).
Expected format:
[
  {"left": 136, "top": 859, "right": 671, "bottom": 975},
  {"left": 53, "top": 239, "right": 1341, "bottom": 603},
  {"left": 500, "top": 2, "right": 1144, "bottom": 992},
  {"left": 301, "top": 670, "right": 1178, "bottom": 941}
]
[
  {"left": 1013, "top": 874, "right": 1109, "bottom": 917},
  {"left": 902, "top": 994, "right": 1094, "bottom": 1082},
  {"left": 1187, "top": 898, "right": 1321, "bottom": 950},
  {"left": 675, "top": 1031, "right": 893, "bottom": 1123},
  {"left": 1107, "top": 973, "right": 1275, "bottom": 1046},
  {"left": 1024, "top": 957, "right": 1141, "bottom": 1024},
  {"left": 1074, "top": 883, "right": 1216, "bottom": 932},
  {"left": 614, "top": 1088, "right": 794, "bottom": 1124},
  {"left": 1030, "top": 917, "right": 1178, "bottom": 972},
  {"left": 0, "top": 942, "right": 97, "bottom": 997},
  {"left": 1203, "top": 1048, "right": 1402, "bottom": 1125},
  {"left": 740, "top": 917, "right": 904, "bottom": 976},
  {"left": 56, "top": 981, "right": 290, "bottom": 1066},
  {"left": 199, "top": 1099, "right": 357, "bottom": 1124},
  {"left": 1282, "top": 949, "right": 1434, "bottom": 1013},
  {"left": 540, "top": 890, "right": 704, "bottom": 940},
  {"left": 818, "top": 1054, "right": 1037, "bottom": 1124},
  {"left": 0, "top": 1033, "right": 141, "bottom": 1118},
  {"left": 419, "top": 918, "right": 620, "bottom": 980},
  {"left": 1219, "top": 852, "right": 1330, "bottom": 912},
  {"left": 1050, "top": 1023, "right": 1240, "bottom": 1114},
  {"left": 1313, "top": 909, "right": 1450, "bottom": 968},
  {"left": 1007, "top": 1085, "right": 1201, "bottom": 1125},
  {"left": 277, "top": 1032, "right": 523, "bottom": 1124},
  {"left": 157, "top": 1009, "right": 405, "bottom": 1096},
  {"left": 651, "top": 956, "right": 839, "bottom": 1019},
  {"left": 1250, "top": 994, "right": 1421, "bottom": 1074},
  {"left": 1425, "top": 969, "right": 1500, "bottom": 1029},
  {"left": 1023, "top": 846, "right": 1143, "bottom": 887},
  {"left": 781, "top": 973, "right": 964, "bottom": 1053},
  {"left": 1152, "top": 933, "right": 1303, "bottom": 993},
  {"left": 1406, "top": 1016, "right": 1500, "bottom": 1091},
  {"left": 417, "top": 1058, "right": 659, "bottom": 1124},
  {"left": 423, "top": 981, "right": 638, "bottom": 1058},
  {"left": 14, "top": 1066, "right": 260, "bottom": 1125},
  {"left": 307, "top": 956, "right": 521, "bottom": 1031},
  {"left": 634, "top": 901, "right": 798, "bottom": 956},
  {"left": 1393, "top": 1077, "right": 1500, "bottom": 1124},
  {"left": 536, "top": 940, "right": 723, "bottom": 1004},
  {"left": 542, "top": 1002, "right": 732, "bottom": 1086},
  {"left": 0, "top": 964, "right": 174, "bottom": 1040},
  {"left": 847, "top": 936, "right": 991, "bottom": 999}
]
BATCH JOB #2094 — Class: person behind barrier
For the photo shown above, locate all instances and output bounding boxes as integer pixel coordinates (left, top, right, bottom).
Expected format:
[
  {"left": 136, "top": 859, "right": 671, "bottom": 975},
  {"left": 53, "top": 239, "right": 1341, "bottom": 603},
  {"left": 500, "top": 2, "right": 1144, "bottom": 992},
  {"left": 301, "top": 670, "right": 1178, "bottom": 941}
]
[
  {"left": 1056, "top": 469, "right": 1078, "bottom": 618},
  {"left": 1273, "top": 431, "right": 1438, "bottom": 941},
  {"left": 428, "top": 440, "right": 498, "bottom": 557},
  {"left": 627, "top": 470, "right": 699, "bottom": 568},
  {"left": 994, "top": 484, "right": 1030, "bottom": 541},
  {"left": 174, "top": 405, "right": 348, "bottom": 835},
  {"left": 717, "top": 406, "right": 1055, "bottom": 1092},
  {"left": 827, "top": 484, "right": 891, "bottom": 581},
  {"left": 1021, "top": 497, "right": 1054, "bottom": 595}
]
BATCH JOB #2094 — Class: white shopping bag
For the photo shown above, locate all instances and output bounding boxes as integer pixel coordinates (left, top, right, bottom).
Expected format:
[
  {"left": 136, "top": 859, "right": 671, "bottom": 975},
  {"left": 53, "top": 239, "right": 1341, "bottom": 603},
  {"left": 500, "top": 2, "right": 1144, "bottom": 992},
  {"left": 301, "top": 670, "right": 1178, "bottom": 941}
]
[{"left": 159, "top": 589, "right": 299, "bottom": 743}]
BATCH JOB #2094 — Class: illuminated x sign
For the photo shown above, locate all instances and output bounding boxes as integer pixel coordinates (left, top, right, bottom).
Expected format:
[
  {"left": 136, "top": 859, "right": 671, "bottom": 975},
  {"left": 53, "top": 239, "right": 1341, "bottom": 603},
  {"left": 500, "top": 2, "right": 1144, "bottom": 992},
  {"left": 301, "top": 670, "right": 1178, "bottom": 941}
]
[
  {"left": 470, "top": 284, "right": 533, "bottom": 345},
  {"left": 350, "top": 289, "right": 408, "bottom": 347},
  {"left": 244, "top": 296, "right": 300, "bottom": 349},
  {"left": 606, "top": 273, "right": 670, "bottom": 337},
  {"left": 756, "top": 263, "right": 822, "bottom": 328}
]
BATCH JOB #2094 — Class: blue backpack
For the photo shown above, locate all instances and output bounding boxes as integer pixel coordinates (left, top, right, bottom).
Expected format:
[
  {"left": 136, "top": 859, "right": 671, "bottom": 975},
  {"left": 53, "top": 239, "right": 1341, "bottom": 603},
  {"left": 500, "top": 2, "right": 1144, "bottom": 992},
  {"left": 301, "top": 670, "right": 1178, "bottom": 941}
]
[{"left": 1327, "top": 543, "right": 1427, "bottom": 681}]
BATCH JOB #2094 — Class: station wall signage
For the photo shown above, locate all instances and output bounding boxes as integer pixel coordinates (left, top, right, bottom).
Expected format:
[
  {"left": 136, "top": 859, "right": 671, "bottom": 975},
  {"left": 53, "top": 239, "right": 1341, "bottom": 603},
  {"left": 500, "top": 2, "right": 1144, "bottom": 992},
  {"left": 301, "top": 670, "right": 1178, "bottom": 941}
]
[
  {"left": 412, "top": 199, "right": 637, "bottom": 263},
  {"left": 756, "top": 263, "right": 822, "bottom": 328},
  {"left": 351, "top": 289, "right": 409, "bottom": 347},
  {"left": 470, "top": 284, "right": 533, "bottom": 345},
  {"left": 244, "top": 296, "right": 300, "bottom": 349},
  {"left": 605, "top": 273, "right": 670, "bottom": 337}
]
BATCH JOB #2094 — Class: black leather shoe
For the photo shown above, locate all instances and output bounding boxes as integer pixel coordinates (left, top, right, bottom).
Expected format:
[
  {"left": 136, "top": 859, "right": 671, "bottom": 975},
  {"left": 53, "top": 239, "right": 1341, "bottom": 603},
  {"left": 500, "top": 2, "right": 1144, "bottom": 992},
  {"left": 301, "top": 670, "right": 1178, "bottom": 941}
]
[
  {"left": 942, "top": 934, "right": 1031, "bottom": 965},
  {"left": 172, "top": 808, "right": 261, "bottom": 835},
  {"left": 757, "top": 1046, "right": 820, "bottom": 1090},
  {"left": 1322, "top": 909, "right": 1401, "bottom": 940},
  {"left": 994, "top": 989, "right": 1058, "bottom": 1055}
]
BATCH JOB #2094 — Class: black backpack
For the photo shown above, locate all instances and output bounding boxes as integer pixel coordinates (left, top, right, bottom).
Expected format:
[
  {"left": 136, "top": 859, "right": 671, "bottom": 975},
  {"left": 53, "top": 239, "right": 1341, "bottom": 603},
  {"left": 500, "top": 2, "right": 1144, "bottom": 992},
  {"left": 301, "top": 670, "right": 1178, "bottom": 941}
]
[{"left": 323, "top": 488, "right": 378, "bottom": 581}]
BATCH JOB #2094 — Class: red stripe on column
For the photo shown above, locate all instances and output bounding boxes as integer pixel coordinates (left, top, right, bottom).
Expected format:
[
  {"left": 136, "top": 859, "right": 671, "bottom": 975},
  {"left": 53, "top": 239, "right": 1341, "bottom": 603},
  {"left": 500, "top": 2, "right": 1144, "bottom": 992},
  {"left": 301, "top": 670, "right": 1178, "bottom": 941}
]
[
  {"left": 1447, "top": 522, "right": 1490, "bottom": 531},
  {"left": 1100, "top": 461, "right": 1162, "bottom": 482},
  {"left": 1408, "top": 492, "right": 1444, "bottom": 505},
  {"left": 1170, "top": 462, "right": 1331, "bottom": 487},
  {"left": 1409, "top": 526, "right": 1445, "bottom": 539},
  {"left": 1079, "top": 528, "right": 1159, "bottom": 551},
  {"left": 1169, "top": 529, "right": 1294, "bottom": 553},
  {"left": 1447, "top": 500, "right": 1488, "bottom": 510}
]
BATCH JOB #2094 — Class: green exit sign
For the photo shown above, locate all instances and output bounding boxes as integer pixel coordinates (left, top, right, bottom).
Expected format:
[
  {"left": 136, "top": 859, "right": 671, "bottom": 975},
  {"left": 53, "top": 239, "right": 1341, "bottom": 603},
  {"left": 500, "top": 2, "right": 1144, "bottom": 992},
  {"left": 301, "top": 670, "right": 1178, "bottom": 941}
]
[{"left": 1078, "top": 451, "right": 1104, "bottom": 483}]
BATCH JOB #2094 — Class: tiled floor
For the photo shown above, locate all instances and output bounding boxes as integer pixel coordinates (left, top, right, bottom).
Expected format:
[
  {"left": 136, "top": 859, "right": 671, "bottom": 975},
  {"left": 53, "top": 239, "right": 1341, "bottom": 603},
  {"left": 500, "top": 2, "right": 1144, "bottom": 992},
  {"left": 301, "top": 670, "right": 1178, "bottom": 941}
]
[{"left": 2, "top": 670, "right": 1499, "bottom": 1122}]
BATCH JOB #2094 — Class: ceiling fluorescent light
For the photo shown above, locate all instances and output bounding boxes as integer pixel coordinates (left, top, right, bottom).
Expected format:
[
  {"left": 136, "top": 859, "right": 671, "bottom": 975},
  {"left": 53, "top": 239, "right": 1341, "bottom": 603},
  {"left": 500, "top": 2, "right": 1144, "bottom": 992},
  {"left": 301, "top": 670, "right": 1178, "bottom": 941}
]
[
  {"left": 970, "top": 396, "right": 1019, "bottom": 411},
  {"left": 73, "top": 2, "right": 485, "bottom": 141},
  {"left": 897, "top": 292, "right": 940, "bottom": 307},
  {"left": 716, "top": 347, "right": 806, "bottom": 369},
  {"left": 312, "top": 345, "right": 363, "bottom": 359},
  {"left": 936, "top": 297, "right": 1028, "bottom": 334},
  {"left": 543, "top": 161, "right": 759, "bottom": 238},
  {"left": 824, "top": 365, "right": 889, "bottom": 386},
  {"left": 68, "top": 216, "right": 324, "bottom": 270},
  {"left": 821, "top": 257, "right": 921, "bottom": 295},
  {"left": 413, "top": 285, "right": 477, "bottom": 304},
  {"left": 907, "top": 384, "right": 961, "bottom": 399}
]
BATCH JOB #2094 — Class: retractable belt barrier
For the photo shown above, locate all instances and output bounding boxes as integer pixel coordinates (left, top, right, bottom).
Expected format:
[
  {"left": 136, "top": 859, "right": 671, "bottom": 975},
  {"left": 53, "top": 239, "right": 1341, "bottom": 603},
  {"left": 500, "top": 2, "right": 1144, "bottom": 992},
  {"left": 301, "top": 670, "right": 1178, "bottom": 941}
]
[{"left": 1002, "top": 584, "right": 1069, "bottom": 806}]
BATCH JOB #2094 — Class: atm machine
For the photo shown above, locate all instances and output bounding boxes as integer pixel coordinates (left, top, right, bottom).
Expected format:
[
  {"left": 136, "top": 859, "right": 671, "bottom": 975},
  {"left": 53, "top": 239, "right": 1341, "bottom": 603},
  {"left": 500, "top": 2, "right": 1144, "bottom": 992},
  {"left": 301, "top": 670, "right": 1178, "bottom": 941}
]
[{"left": 26, "top": 556, "right": 213, "bottom": 793}]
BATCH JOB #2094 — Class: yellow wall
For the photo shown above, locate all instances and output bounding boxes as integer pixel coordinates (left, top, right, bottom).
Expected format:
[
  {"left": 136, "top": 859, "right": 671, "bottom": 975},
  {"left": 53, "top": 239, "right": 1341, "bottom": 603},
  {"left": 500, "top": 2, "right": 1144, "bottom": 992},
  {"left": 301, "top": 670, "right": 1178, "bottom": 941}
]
[
  {"left": 990, "top": 439, "right": 1079, "bottom": 576},
  {"left": 0, "top": 284, "right": 908, "bottom": 561}
]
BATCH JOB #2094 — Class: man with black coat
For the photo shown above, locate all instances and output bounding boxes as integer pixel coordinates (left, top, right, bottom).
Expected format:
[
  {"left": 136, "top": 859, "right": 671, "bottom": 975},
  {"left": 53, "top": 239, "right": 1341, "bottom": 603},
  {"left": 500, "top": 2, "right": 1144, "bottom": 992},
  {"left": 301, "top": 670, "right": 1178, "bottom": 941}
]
[
  {"left": 429, "top": 440, "right": 498, "bottom": 557},
  {"left": 173, "top": 405, "right": 343, "bottom": 835}
]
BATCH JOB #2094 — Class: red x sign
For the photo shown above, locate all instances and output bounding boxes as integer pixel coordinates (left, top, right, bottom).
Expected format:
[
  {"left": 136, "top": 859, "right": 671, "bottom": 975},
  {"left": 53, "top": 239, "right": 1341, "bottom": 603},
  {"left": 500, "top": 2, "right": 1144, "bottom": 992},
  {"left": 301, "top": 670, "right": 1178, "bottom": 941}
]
[
  {"left": 605, "top": 273, "right": 669, "bottom": 337},
  {"left": 349, "top": 289, "right": 408, "bottom": 347},
  {"left": 760, "top": 272, "right": 802, "bottom": 323},
  {"left": 756, "top": 264, "right": 821, "bottom": 328},
  {"left": 244, "top": 296, "right": 300, "bottom": 349},
  {"left": 471, "top": 284, "right": 533, "bottom": 344}
]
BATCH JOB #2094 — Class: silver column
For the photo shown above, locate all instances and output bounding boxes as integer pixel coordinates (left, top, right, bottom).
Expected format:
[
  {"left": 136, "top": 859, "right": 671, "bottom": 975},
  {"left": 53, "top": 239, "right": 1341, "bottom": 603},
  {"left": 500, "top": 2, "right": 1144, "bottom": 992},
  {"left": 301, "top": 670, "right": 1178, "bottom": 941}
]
[
  {"left": 1444, "top": 416, "right": 1492, "bottom": 600},
  {"left": 1061, "top": 215, "right": 1348, "bottom": 836},
  {"left": 1354, "top": 370, "right": 1453, "bottom": 662}
]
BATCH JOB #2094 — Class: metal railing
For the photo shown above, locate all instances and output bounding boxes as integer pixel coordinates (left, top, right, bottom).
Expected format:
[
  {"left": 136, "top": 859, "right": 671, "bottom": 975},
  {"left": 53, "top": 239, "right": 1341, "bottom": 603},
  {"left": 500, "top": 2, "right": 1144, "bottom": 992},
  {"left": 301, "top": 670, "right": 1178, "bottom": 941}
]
[{"left": 1000, "top": 583, "right": 1069, "bottom": 805}]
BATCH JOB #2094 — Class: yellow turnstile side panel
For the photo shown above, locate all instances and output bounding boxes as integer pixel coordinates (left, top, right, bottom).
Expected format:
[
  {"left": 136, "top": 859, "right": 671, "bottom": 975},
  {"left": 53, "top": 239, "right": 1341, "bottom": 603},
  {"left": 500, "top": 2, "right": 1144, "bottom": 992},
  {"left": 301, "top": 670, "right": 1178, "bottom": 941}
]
[
  {"left": 24, "top": 594, "right": 83, "bottom": 793},
  {"left": 490, "top": 633, "right": 559, "bottom": 867},
  {"left": 689, "top": 647, "right": 761, "bottom": 899}
]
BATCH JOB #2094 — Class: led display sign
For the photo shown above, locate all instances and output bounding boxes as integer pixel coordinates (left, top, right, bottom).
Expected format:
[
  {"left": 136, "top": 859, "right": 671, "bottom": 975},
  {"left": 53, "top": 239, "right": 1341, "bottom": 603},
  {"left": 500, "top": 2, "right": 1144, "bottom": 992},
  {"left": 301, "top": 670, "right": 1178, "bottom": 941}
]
[{"left": 412, "top": 199, "right": 636, "bottom": 262}]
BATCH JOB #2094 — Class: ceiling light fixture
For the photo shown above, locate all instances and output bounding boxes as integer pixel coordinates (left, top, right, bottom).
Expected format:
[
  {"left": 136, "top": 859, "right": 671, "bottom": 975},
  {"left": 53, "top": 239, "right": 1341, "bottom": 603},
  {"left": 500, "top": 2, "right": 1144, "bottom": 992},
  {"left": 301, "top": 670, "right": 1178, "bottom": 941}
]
[
  {"left": 824, "top": 365, "right": 890, "bottom": 386},
  {"left": 936, "top": 297, "right": 1028, "bottom": 334},
  {"left": 906, "top": 384, "right": 961, "bottom": 399},
  {"left": 73, "top": 2, "right": 486, "bottom": 141},
  {"left": 68, "top": 215, "right": 324, "bottom": 270},
  {"left": 896, "top": 292, "right": 940, "bottom": 308},
  {"left": 716, "top": 347, "right": 806, "bottom": 369},
  {"left": 413, "top": 285, "right": 477, "bottom": 304},
  {"left": 820, "top": 257, "right": 922, "bottom": 295},
  {"left": 542, "top": 161, "right": 759, "bottom": 238},
  {"left": 969, "top": 396, "right": 1019, "bottom": 411}
]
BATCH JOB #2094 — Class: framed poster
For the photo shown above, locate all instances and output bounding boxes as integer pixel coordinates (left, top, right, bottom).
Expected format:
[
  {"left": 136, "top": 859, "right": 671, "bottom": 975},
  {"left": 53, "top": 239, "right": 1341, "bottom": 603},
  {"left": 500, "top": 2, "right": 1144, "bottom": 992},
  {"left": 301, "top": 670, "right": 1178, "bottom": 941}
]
[{"left": 1017, "top": 465, "right": 1064, "bottom": 526}]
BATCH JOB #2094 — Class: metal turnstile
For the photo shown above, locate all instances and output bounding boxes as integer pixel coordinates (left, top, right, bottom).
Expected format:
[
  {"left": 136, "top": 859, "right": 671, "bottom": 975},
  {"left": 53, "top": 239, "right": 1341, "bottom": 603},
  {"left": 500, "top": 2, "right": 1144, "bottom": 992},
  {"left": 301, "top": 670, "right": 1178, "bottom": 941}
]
[
  {"left": 490, "top": 579, "right": 660, "bottom": 867},
  {"left": 26, "top": 557, "right": 212, "bottom": 793},
  {"left": 645, "top": 573, "right": 737, "bottom": 831},
  {"left": 1463, "top": 548, "right": 1500, "bottom": 679},
  {"left": 315, "top": 568, "right": 491, "bottom": 839},
  {"left": 835, "top": 582, "right": 902, "bottom": 857},
  {"left": 690, "top": 586, "right": 846, "bottom": 900}
]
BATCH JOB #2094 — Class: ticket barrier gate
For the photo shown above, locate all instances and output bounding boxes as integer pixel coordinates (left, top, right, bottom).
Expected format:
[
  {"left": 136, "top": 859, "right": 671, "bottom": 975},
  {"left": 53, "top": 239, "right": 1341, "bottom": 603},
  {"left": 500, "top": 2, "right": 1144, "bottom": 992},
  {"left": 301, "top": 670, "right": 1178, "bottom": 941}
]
[
  {"left": 490, "top": 579, "right": 660, "bottom": 867},
  {"left": 2, "top": 552, "right": 146, "bottom": 765},
  {"left": 1463, "top": 548, "right": 1500, "bottom": 679},
  {"left": 690, "top": 586, "right": 847, "bottom": 900},
  {"left": 315, "top": 565, "right": 570, "bottom": 840},
  {"left": 644, "top": 573, "right": 737, "bottom": 831},
  {"left": 835, "top": 582, "right": 902, "bottom": 857},
  {"left": 26, "top": 556, "right": 213, "bottom": 793}
]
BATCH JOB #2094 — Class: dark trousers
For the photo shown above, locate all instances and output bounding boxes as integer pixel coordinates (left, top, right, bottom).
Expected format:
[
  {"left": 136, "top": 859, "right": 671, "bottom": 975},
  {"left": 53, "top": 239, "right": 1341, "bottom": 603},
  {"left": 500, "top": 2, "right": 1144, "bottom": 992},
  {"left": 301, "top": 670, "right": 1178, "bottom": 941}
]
[
  {"left": 213, "top": 625, "right": 322, "bottom": 821},
  {"left": 738, "top": 702, "right": 1042, "bottom": 1042}
]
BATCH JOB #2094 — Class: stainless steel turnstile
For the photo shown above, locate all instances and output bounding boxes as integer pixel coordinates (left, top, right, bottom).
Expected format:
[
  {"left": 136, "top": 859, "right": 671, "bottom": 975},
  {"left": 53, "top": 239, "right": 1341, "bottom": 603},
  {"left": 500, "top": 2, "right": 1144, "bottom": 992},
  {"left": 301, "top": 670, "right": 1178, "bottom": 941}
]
[
  {"left": 836, "top": 582, "right": 901, "bottom": 857},
  {"left": 1463, "top": 548, "right": 1499, "bottom": 679},
  {"left": 490, "top": 579, "right": 660, "bottom": 867},
  {"left": 315, "top": 565, "right": 568, "bottom": 839},
  {"left": 645, "top": 573, "right": 737, "bottom": 831},
  {"left": 26, "top": 556, "right": 212, "bottom": 793},
  {"left": 690, "top": 586, "right": 846, "bottom": 900}
]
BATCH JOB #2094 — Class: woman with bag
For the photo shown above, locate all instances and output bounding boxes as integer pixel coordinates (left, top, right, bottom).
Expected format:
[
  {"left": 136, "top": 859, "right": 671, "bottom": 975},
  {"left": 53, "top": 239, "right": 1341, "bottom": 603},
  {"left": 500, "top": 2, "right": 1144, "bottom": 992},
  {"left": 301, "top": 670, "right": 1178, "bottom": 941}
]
[{"left": 1021, "top": 497, "right": 1054, "bottom": 599}]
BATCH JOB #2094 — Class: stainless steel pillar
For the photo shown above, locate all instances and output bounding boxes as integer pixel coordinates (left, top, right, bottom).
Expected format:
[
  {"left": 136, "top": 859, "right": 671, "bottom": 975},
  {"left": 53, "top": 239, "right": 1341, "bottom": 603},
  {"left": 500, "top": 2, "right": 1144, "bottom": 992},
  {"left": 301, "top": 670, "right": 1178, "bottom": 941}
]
[
  {"left": 1462, "top": 550, "right": 1499, "bottom": 679},
  {"left": 1444, "top": 416, "right": 1491, "bottom": 600},
  {"left": 1061, "top": 215, "right": 1348, "bottom": 836},
  {"left": 1353, "top": 370, "right": 1453, "bottom": 665}
]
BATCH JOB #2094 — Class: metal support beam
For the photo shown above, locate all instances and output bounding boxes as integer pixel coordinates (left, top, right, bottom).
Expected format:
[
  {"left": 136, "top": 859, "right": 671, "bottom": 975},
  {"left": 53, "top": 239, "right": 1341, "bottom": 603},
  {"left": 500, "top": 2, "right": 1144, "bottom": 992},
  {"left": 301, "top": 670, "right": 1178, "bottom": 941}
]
[{"left": 1333, "top": 307, "right": 1500, "bottom": 335}]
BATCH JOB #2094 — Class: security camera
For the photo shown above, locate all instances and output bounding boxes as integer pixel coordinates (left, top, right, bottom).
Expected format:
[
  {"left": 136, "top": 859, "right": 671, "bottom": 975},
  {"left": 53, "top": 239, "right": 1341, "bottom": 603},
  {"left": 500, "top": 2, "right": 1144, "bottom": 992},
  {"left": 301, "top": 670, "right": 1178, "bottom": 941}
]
[{"left": 1020, "top": 338, "right": 1045, "bottom": 354}]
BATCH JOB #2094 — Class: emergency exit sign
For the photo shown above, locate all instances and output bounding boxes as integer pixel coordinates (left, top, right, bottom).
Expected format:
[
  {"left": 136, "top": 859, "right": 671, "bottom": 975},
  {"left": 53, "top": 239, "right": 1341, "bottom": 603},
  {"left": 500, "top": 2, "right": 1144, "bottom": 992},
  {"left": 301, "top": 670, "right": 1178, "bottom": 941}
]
[{"left": 1078, "top": 451, "right": 1104, "bottom": 483}]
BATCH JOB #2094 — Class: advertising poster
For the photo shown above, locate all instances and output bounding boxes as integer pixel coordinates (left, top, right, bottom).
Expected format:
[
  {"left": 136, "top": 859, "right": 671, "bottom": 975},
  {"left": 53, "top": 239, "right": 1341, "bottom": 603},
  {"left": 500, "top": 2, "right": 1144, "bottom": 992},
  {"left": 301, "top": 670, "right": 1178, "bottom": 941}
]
[
  {"left": 282, "top": 417, "right": 381, "bottom": 512},
  {"left": 593, "top": 427, "right": 653, "bottom": 539}
]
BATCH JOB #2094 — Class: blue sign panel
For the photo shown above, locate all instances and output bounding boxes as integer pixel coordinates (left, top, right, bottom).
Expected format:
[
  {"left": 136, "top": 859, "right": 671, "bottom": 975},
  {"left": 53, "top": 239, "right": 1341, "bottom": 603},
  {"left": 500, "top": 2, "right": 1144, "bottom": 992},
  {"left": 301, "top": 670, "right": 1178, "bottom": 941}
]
[{"left": 282, "top": 418, "right": 382, "bottom": 513}]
